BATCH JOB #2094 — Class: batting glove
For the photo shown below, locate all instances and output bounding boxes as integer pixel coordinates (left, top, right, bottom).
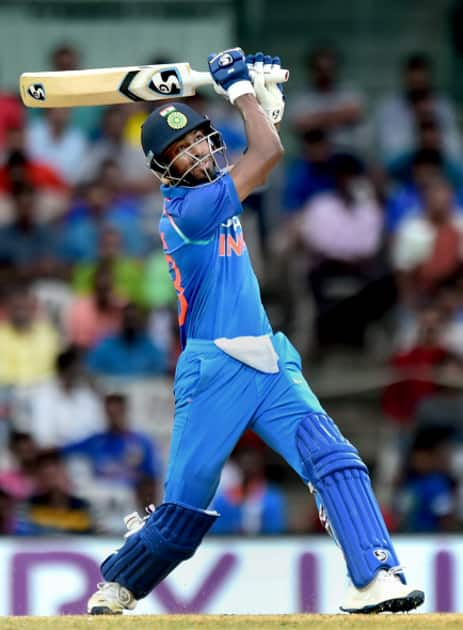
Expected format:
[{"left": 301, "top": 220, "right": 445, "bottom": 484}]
[
  {"left": 246, "top": 52, "right": 285, "bottom": 125},
  {"left": 208, "top": 48, "right": 255, "bottom": 104}
]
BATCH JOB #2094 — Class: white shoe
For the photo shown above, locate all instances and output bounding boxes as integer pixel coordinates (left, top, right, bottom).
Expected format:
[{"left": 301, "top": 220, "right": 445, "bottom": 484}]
[
  {"left": 340, "top": 567, "right": 425, "bottom": 614},
  {"left": 87, "top": 582, "right": 137, "bottom": 615}
]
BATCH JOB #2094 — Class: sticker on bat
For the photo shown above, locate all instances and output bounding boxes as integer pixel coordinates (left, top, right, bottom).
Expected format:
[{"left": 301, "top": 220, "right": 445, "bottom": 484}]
[
  {"left": 119, "top": 67, "right": 183, "bottom": 102},
  {"left": 148, "top": 68, "right": 182, "bottom": 95},
  {"left": 27, "top": 83, "right": 46, "bottom": 101}
]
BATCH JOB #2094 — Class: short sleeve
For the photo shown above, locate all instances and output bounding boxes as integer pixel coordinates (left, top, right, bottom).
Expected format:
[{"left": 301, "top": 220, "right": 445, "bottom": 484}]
[{"left": 174, "top": 174, "right": 242, "bottom": 240}]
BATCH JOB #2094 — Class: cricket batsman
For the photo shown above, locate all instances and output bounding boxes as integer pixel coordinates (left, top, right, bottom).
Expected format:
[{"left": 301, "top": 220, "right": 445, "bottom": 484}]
[{"left": 87, "top": 48, "right": 424, "bottom": 615}]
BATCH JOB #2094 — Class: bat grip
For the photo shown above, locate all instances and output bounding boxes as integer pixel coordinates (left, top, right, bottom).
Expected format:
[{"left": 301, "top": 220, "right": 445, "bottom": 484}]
[{"left": 192, "top": 67, "right": 289, "bottom": 89}]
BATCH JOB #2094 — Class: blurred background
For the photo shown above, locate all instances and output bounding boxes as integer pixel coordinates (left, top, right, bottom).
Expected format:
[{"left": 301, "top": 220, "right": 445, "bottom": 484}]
[{"left": 0, "top": 0, "right": 463, "bottom": 615}]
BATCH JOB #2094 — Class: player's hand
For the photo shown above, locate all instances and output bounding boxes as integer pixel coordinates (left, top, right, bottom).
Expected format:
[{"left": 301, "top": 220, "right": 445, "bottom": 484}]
[
  {"left": 208, "top": 48, "right": 255, "bottom": 104},
  {"left": 246, "top": 52, "right": 285, "bottom": 126}
]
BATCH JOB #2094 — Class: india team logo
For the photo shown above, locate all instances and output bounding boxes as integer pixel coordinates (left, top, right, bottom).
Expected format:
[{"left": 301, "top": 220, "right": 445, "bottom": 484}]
[{"left": 166, "top": 111, "right": 188, "bottom": 129}]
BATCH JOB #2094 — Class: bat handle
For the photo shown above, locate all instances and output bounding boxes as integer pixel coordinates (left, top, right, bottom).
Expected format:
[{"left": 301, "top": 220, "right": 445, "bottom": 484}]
[{"left": 190, "top": 67, "right": 289, "bottom": 90}]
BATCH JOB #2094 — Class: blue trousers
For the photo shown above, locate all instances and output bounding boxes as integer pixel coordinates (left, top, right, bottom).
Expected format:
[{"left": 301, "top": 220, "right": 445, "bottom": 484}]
[{"left": 164, "top": 332, "right": 324, "bottom": 507}]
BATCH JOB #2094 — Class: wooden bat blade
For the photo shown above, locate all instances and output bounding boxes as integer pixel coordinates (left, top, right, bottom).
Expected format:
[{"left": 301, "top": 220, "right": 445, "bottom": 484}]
[
  {"left": 19, "top": 63, "right": 289, "bottom": 108},
  {"left": 19, "top": 63, "right": 197, "bottom": 108}
]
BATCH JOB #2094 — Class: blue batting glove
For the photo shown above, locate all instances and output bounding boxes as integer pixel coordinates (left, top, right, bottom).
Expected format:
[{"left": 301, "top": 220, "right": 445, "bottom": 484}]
[{"left": 208, "top": 48, "right": 255, "bottom": 104}]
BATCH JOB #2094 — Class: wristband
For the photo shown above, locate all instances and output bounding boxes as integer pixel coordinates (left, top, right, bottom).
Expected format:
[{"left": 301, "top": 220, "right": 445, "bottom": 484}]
[{"left": 227, "top": 80, "right": 255, "bottom": 104}]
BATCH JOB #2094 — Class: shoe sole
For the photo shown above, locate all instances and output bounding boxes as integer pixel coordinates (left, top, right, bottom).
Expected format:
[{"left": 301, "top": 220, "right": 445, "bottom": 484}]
[
  {"left": 88, "top": 606, "right": 123, "bottom": 615},
  {"left": 340, "top": 589, "right": 425, "bottom": 614}
]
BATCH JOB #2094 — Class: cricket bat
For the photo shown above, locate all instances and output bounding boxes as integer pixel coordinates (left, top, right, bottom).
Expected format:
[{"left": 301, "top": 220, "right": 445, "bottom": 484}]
[{"left": 19, "top": 62, "right": 289, "bottom": 108}]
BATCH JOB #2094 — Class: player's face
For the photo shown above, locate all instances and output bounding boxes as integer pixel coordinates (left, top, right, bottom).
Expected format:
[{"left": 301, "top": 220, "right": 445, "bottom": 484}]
[{"left": 164, "top": 129, "right": 215, "bottom": 183}]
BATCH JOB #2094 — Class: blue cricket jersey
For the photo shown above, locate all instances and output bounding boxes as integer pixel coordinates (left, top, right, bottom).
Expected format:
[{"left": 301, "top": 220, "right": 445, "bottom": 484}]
[{"left": 159, "top": 174, "right": 272, "bottom": 348}]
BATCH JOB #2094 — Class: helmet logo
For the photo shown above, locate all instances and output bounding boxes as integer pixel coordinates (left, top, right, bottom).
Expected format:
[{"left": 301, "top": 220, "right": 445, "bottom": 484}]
[{"left": 166, "top": 111, "right": 188, "bottom": 130}]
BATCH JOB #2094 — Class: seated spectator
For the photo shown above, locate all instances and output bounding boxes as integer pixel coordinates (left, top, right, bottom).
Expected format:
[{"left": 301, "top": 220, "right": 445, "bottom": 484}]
[
  {"left": 382, "top": 306, "right": 450, "bottom": 424},
  {"left": 0, "top": 431, "right": 38, "bottom": 500},
  {"left": 0, "top": 183, "right": 61, "bottom": 284},
  {"left": 0, "top": 287, "right": 59, "bottom": 386},
  {"left": 288, "top": 46, "right": 367, "bottom": 152},
  {"left": 65, "top": 264, "right": 124, "bottom": 349},
  {"left": 392, "top": 177, "right": 463, "bottom": 304},
  {"left": 211, "top": 447, "right": 287, "bottom": 534},
  {"left": 57, "top": 173, "right": 149, "bottom": 263},
  {"left": 297, "top": 154, "right": 387, "bottom": 349},
  {"left": 72, "top": 225, "right": 144, "bottom": 305},
  {"left": 47, "top": 43, "right": 102, "bottom": 136},
  {"left": 61, "top": 393, "right": 162, "bottom": 506},
  {"left": 76, "top": 106, "right": 149, "bottom": 192},
  {"left": 387, "top": 116, "right": 463, "bottom": 190},
  {"left": 26, "top": 108, "right": 88, "bottom": 185},
  {"left": 86, "top": 303, "right": 167, "bottom": 378},
  {"left": 0, "top": 86, "right": 23, "bottom": 154},
  {"left": 395, "top": 425, "right": 457, "bottom": 532},
  {"left": 0, "top": 127, "right": 69, "bottom": 223},
  {"left": 14, "top": 451, "right": 94, "bottom": 535},
  {"left": 414, "top": 355, "right": 463, "bottom": 436},
  {"left": 27, "top": 346, "right": 105, "bottom": 448},
  {"left": 282, "top": 129, "right": 354, "bottom": 214},
  {"left": 0, "top": 128, "right": 67, "bottom": 194},
  {"left": 385, "top": 148, "right": 463, "bottom": 234},
  {"left": 375, "top": 52, "right": 461, "bottom": 163}
]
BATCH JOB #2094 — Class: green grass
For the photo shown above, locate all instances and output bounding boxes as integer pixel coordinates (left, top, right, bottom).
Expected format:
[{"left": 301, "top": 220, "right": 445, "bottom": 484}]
[{"left": 0, "top": 614, "right": 461, "bottom": 629}]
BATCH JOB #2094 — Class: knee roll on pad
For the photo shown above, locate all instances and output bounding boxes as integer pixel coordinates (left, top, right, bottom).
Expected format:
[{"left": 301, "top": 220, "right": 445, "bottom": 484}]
[
  {"left": 101, "top": 502, "right": 218, "bottom": 599},
  {"left": 296, "top": 413, "right": 402, "bottom": 589}
]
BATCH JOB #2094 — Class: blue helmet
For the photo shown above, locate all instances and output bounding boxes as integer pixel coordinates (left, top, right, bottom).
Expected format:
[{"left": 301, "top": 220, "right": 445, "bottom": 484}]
[{"left": 141, "top": 102, "right": 227, "bottom": 186}]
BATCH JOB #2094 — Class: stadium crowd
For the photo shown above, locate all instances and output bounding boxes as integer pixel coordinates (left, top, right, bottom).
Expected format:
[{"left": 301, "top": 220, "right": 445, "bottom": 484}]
[{"left": 0, "top": 43, "right": 462, "bottom": 537}]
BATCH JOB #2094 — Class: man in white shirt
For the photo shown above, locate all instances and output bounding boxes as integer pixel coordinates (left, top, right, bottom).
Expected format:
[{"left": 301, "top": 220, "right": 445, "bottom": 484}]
[{"left": 27, "top": 346, "right": 105, "bottom": 447}]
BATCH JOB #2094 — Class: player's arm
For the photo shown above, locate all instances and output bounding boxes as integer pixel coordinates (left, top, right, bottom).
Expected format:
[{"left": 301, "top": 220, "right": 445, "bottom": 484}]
[
  {"left": 231, "top": 94, "right": 283, "bottom": 201},
  {"left": 208, "top": 48, "right": 284, "bottom": 201}
]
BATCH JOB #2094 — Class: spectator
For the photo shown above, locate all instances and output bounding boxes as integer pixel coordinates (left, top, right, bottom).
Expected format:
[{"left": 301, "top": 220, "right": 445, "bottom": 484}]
[
  {"left": 72, "top": 225, "right": 145, "bottom": 305},
  {"left": 387, "top": 116, "right": 463, "bottom": 190},
  {"left": 26, "top": 108, "right": 88, "bottom": 185},
  {"left": 0, "top": 127, "right": 69, "bottom": 224},
  {"left": 47, "top": 43, "right": 102, "bottom": 136},
  {"left": 382, "top": 306, "right": 450, "bottom": 424},
  {"left": 385, "top": 147, "right": 463, "bottom": 234},
  {"left": 414, "top": 355, "right": 463, "bottom": 435},
  {"left": 395, "top": 425, "right": 457, "bottom": 532},
  {"left": 282, "top": 129, "right": 349, "bottom": 214},
  {"left": 0, "top": 77, "right": 24, "bottom": 154},
  {"left": 0, "top": 431, "right": 37, "bottom": 500},
  {"left": 392, "top": 177, "right": 463, "bottom": 304},
  {"left": 288, "top": 46, "right": 367, "bottom": 151},
  {"left": 61, "top": 393, "right": 162, "bottom": 506},
  {"left": 0, "top": 183, "right": 60, "bottom": 284},
  {"left": 76, "top": 106, "right": 149, "bottom": 192},
  {"left": 0, "top": 128, "right": 67, "bottom": 194},
  {"left": 66, "top": 264, "right": 124, "bottom": 349},
  {"left": 58, "top": 173, "right": 149, "bottom": 263},
  {"left": 375, "top": 52, "right": 461, "bottom": 163},
  {"left": 0, "top": 287, "right": 60, "bottom": 386},
  {"left": 297, "top": 154, "right": 387, "bottom": 349},
  {"left": 27, "top": 346, "right": 105, "bottom": 448},
  {"left": 15, "top": 451, "right": 94, "bottom": 535},
  {"left": 211, "top": 447, "right": 287, "bottom": 534},
  {"left": 86, "top": 303, "right": 167, "bottom": 378}
]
